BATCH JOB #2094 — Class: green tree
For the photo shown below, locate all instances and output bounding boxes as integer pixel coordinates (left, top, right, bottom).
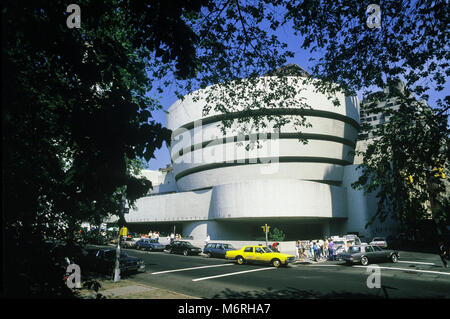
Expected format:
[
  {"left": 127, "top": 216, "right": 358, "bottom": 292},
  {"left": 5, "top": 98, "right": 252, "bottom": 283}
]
[
  {"left": 2, "top": 0, "right": 295, "bottom": 296},
  {"left": 269, "top": 227, "right": 286, "bottom": 242},
  {"left": 276, "top": 0, "right": 449, "bottom": 235}
]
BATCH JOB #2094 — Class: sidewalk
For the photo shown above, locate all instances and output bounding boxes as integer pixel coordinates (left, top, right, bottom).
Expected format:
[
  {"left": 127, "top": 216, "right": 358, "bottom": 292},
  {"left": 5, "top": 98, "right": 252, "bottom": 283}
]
[{"left": 76, "top": 278, "right": 200, "bottom": 299}]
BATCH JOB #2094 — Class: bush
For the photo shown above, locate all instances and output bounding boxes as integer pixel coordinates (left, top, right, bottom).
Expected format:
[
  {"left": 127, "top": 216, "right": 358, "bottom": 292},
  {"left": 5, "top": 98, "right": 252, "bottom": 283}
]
[{"left": 269, "top": 228, "right": 286, "bottom": 242}]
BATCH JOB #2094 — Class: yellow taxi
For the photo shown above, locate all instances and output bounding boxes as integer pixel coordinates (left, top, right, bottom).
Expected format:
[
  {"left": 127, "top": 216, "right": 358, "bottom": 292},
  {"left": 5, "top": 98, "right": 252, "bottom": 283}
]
[{"left": 225, "top": 245, "right": 295, "bottom": 268}]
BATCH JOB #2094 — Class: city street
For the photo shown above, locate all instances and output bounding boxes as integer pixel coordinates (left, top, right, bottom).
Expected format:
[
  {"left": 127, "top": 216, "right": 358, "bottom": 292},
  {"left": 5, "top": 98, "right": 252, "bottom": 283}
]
[{"left": 114, "top": 247, "right": 450, "bottom": 299}]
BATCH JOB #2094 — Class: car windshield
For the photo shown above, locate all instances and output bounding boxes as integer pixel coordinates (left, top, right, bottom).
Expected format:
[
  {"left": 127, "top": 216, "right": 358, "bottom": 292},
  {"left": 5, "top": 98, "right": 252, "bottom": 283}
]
[
  {"left": 262, "top": 247, "right": 273, "bottom": 253},
  {"left": 348, "top": 246, "right": 361, "bottom": 253},
  {"left": 223, "top": 244, "right": 234, "bottom": 250},
  {"left": 150, "top": 239, "right": 159, "bottom": 243}
]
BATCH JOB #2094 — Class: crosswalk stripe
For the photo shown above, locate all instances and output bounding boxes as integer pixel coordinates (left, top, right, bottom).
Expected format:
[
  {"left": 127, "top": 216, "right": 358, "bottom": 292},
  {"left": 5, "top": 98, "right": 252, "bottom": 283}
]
[
  {"left": 151, "top": 263, "right": 234, "bottom": 274},
  {"left": 192, "top": 267, "right": 276, "bottom": 282}
]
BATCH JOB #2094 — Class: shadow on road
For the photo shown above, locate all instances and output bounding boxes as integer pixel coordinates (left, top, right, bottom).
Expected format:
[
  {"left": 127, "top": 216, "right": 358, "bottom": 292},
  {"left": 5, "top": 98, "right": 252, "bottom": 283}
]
[{"left": 210, "top": 287, "right": 387, "bottom": 299}]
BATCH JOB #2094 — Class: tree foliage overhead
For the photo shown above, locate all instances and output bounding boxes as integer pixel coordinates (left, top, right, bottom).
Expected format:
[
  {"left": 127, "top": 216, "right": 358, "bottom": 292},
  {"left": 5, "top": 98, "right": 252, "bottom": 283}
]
[
  {"left": 277, "top": 0, "right": 449, "bottom": 233},
  {"left": 352, "top": 83, "right": 449, "bottom": 234}
]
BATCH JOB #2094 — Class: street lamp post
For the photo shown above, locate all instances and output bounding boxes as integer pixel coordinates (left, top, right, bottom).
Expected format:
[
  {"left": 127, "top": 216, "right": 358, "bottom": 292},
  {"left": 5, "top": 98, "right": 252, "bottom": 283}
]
[
  {"left": 261, "top": 224, "right": 270, "bottom": 247},
  {"left": 113, "top": 190, "right": 127, "bottom": 282}
]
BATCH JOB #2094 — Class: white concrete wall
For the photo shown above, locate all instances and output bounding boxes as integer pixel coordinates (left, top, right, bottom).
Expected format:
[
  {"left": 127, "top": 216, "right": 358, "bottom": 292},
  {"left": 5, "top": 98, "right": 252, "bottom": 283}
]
[
  {"left": 167, "top": 77, "right": 359, "bottom": 130},
  {"left": 176, "top": 163, "right": 345, "bottom": 192},
  {"left": 125, "top": 189, "right": 212, "bottom": 223},
  {"left": 210, "top": 179, "right": 347, "bottom": 219},
  {"left": 167, "top": 76, "right": 360, "bottom": 192}
]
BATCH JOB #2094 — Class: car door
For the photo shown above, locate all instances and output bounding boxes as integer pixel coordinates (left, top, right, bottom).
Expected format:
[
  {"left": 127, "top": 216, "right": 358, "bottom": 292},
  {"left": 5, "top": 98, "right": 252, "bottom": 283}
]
[
  {"left": 243, "top": 247, "right": 256, "bottom": 262},
  {"left": 364, "top": 245, "right": 377, "bottom": 261},
  {"left": 209, "top": 243, "right": 218, "bottom": 256},
  {"left": 215, "top": 244, "right": 225, "bottom": 257},
  {"left": 372, "top": 245, "right": 388, "bottom": 261},
  {"left": 172, "top": 242, "right": 181, "bottom": 253},
  {"left": 254, "top": 247, "right": 266, "bottom": 263}
]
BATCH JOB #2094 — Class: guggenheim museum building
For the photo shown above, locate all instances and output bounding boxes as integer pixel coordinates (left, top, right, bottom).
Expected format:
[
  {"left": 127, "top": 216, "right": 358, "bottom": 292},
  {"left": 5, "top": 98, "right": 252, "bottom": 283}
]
[{"left": 113, "top": 65, "right": 399, "bottom": 241}]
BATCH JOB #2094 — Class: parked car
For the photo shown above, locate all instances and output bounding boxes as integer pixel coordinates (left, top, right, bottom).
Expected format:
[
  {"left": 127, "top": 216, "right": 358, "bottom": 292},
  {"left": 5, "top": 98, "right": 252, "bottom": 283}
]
[
  {"left": 122, "top": 237, "right": 138, "bottom": 248},
  {"left": 79, "top": 248, "right": 145, "bottom": 275},
  {"left": 344, "top": 234, "right": 361, "bottom": 246},
  {"left": 135, "top": 238, "right": 166, "bottom": 251},
  {"left": 333, "top": 245, "right": 347, "bottom": 260},
  {"left": 166, "top": 241, "right": 202, "bottom": 256},
  {"left": 332, "top": 240, "right": 347, "bottom": 252},
  {"left": 340, "top": 245, "right": 399, "bottom": 266},
  {"left": 225, "top": 245, "right": 295, "bottom": 268},
  {"left": 370, "top": 237, "right": 388, "bottom": 249},
  {"left": 203, "top": 243, "right": 236, "bottom": 258}
]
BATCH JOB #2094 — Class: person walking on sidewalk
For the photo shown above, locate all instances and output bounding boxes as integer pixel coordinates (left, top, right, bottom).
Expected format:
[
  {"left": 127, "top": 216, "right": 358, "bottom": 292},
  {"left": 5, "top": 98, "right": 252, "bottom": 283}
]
[
  {"left": 312, "top": 242, "right": 318, "bottom": 262},
  {"left": 328, "top": 240, "right": 334, "bottom": 261},
  {"left": 295, "top": 240, "right": 300, "bottom": 260},
  {"left": 439, "top": 241, "right": 448, "bottom": 268}
]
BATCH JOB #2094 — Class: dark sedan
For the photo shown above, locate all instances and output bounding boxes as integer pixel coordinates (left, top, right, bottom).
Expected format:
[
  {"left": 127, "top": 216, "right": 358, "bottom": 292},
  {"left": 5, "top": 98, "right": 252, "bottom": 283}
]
[
  {"left": 340, "top": 245, "right": 400, "bottom": 266},
  {"left": 79, "top": 248, "right": 146, "bottom": 275},
  {"left": 166, "top": 241, "right": 202, "bottom": 256},
  {"left": 203, "top": 243, "right": 236, "bottom": 258}
]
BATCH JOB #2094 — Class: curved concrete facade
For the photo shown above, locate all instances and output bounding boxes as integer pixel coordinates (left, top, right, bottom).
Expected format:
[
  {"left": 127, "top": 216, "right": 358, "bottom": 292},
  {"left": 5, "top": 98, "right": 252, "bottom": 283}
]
[{"left": 167, "top": 77, "right": 360, "bottom": 192}]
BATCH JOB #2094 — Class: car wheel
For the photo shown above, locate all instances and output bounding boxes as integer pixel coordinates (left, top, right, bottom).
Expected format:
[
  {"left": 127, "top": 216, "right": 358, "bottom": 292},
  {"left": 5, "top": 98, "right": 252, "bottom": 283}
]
[
  {"left": 236, "top": 256, "right": 245, "bottom": 265},
  {"left": 361, "top": 256, "right": 369, "bottom": 266},
  {"left": 207, "top": 252, "right": 212, "bottom": 258},
  {"left": 391, "top": 253, "right": 398, "bottom": 263},
  {"left": 183, "top": 250, "right": 189, "bottom": 256},
  {"left": 272, "top": 259, "right": 282, "bottom": 268},
  {"left": 167, "top": 248, "right": 172, "bottom": 254}
]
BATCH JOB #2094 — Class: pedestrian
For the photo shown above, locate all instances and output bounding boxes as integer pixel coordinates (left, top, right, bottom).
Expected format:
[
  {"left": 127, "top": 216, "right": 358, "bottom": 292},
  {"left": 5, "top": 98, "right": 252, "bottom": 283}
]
[
  {"left": 272, "top": 242, "right": 279, "bottom": 252},
  {"left": 205, "top": 233, "right": 210, "bottom": 246},
  {"left": 317, "top": 241, "right": 322, "bottom": 260},
  {"left": 313, "top": 242, "right": 319, "bottom": 261},
  {"left": 324, "top": 239, "right": 329, "bottom": 259},
  {"left": 309, "top": 241, "right": 313, "bottom": 259},
  {"left": 328, "top": 239, "right": 334, "bottom": 261},
  {"left": 295, "top": 240, "right": 300, "bottom": 260},
  {"left": 170, "top": 232, "right": 175, "bottom": 244},
  {"left": 301, "top": 242, "right": 307, "bottom": 260},
  {"left": 438, "top": 241, "right": 448, "bottom": 268}
]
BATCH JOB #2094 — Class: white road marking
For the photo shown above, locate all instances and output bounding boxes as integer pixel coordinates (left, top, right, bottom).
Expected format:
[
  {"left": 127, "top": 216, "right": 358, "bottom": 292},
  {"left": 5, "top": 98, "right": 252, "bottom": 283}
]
[
  {"left": 192, "top": 267, "right": 276, "bottom": 282},
  {"left": 151, "top": 263, "right": 234, "bottom": 275},
  {"left": 309, "top": 264, "right": 338, "bottom": 266},
  {"left": 354, "top": 265, "right": 450, "bottom": 276},
  {"left": 398, "top": 261, "right": 435, "bottom": 266}
]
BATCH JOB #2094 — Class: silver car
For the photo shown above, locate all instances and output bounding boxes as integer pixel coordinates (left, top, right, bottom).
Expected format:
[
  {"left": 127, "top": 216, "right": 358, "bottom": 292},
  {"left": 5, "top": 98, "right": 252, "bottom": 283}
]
[
  {"left": 340, "top": 245, "right": 399, "bottom": 266},
  {"left": 370, "top": 237, "right": 388, "bottom": 249}
]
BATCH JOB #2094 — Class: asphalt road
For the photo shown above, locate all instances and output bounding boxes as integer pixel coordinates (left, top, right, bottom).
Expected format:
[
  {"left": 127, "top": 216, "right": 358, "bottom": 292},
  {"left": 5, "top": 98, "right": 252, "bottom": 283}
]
[{"left": 118, "top": 247, "right": 450, "bottom": 299}]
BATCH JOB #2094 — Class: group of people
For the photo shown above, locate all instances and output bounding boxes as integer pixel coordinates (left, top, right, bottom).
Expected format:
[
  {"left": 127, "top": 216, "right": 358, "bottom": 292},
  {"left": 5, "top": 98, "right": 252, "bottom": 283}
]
[
  {"left": 295, "top": 239, "right": 337, "bottom": 262},
  {"left": 168, "top": 232, "right": 182, "bottom": 244},
  {"left": 140, "top": 231, "right": 161, "bottom": 239}
]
